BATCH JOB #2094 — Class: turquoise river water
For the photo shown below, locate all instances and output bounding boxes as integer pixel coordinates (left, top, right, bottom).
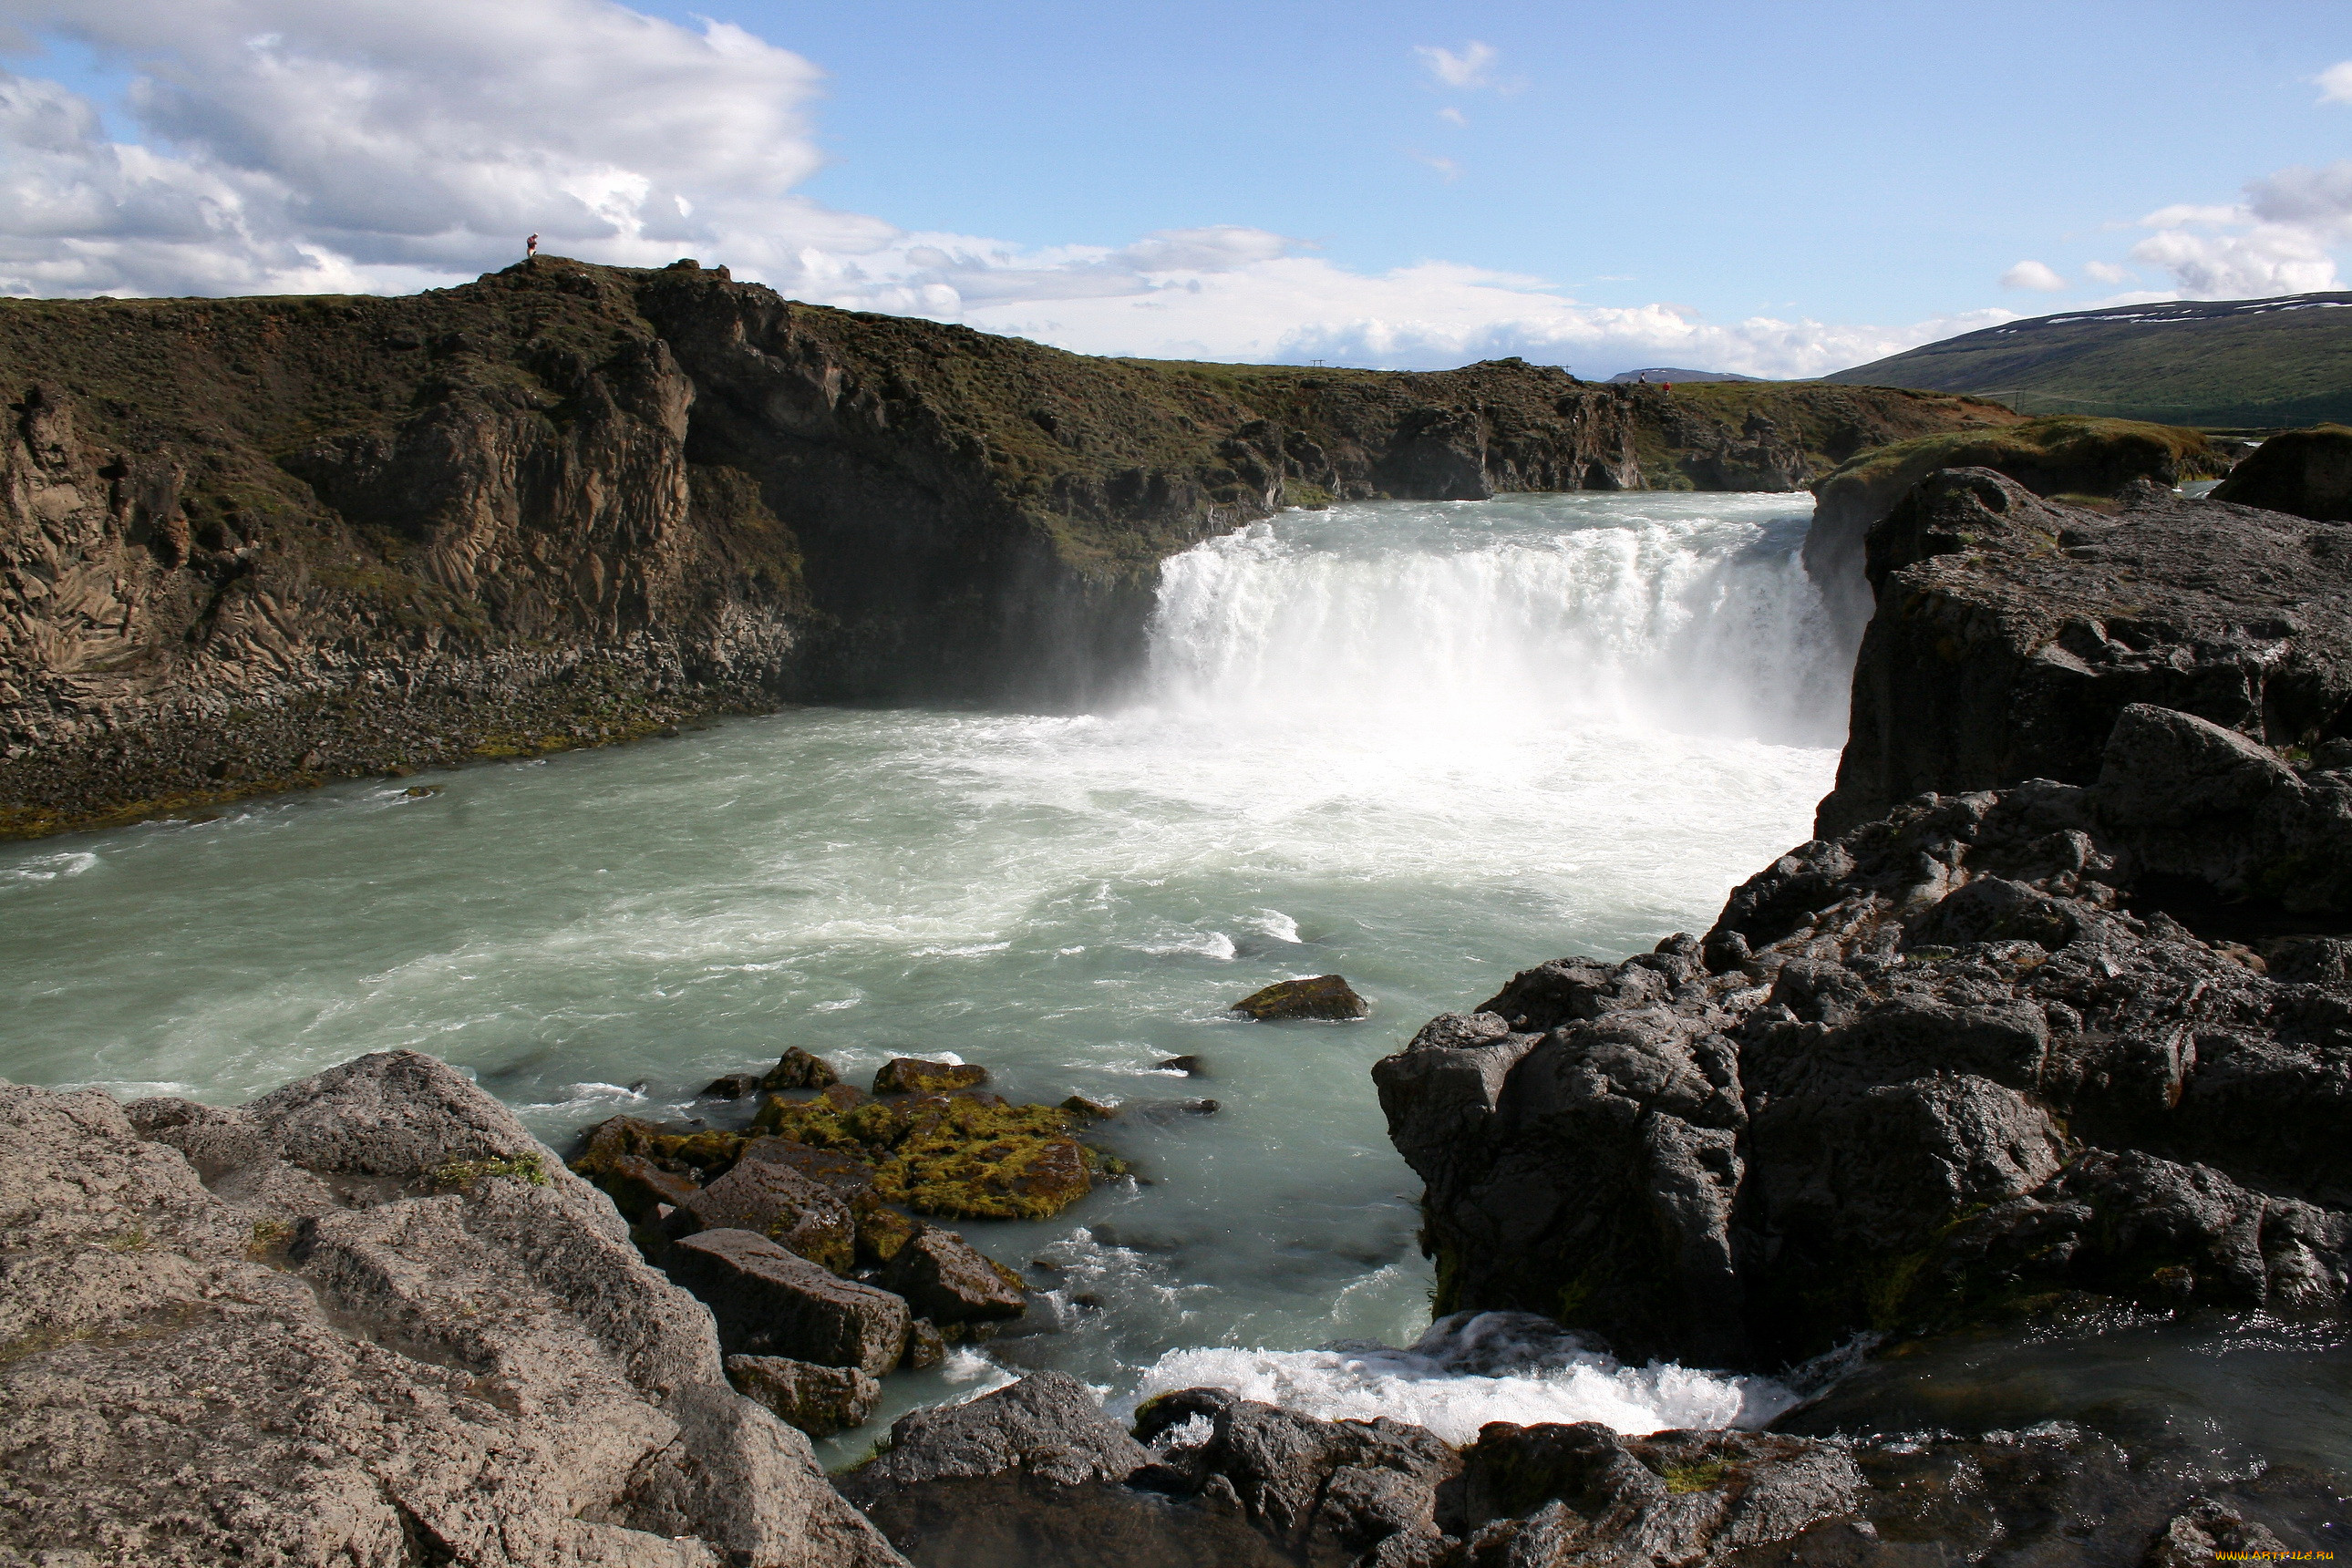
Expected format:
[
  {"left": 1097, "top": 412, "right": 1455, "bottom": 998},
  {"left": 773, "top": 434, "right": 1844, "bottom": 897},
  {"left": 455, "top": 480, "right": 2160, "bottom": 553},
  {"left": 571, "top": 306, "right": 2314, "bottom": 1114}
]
[{"left": 3, "top": 492, "right": 1870, "bottom": 1458}]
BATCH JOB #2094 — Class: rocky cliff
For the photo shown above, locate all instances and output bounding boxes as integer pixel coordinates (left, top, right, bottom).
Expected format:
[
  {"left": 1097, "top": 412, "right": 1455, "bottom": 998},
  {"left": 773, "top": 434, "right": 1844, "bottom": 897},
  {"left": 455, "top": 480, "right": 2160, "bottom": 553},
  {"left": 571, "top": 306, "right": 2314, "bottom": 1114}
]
[
  {"left": 1377, "top": 469, "right": 2352, "bottom": 1380},
  {"left": 0, "top": 261, "right": 2006, "bottom": 837}
]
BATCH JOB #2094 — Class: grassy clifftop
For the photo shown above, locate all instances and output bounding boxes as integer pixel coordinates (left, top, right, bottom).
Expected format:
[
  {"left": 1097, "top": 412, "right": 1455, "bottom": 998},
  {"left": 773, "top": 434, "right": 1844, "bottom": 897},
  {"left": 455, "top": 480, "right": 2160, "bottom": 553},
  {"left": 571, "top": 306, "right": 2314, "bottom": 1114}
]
[{"left": 1824, "top": 293, "right": 2352, "bottom": 428}]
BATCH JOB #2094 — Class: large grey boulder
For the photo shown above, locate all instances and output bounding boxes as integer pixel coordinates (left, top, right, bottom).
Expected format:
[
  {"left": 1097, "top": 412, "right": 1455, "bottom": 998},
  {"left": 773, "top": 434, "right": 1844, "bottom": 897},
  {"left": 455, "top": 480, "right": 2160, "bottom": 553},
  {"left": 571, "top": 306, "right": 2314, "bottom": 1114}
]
[
  {"left": 0, "top": 1051, "right": 904, "bottom": 1568},
  {"left": 834, "top": 1371, "right": 1148, "bottom": 1507},
  {"left": 665, "top": 1228, "right": 910, "bottom": 1375}
]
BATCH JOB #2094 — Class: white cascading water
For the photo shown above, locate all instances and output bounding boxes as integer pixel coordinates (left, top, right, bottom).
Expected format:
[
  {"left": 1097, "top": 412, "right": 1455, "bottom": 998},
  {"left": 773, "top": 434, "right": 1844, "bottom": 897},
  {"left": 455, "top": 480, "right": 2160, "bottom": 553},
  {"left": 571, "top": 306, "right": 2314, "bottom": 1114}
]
[
  {"left": 1140, "top": 495, "right": 1850, "bottom": 747},
  {"left": 0, "top": 490, "right": 1851, "bottom": 1457}
]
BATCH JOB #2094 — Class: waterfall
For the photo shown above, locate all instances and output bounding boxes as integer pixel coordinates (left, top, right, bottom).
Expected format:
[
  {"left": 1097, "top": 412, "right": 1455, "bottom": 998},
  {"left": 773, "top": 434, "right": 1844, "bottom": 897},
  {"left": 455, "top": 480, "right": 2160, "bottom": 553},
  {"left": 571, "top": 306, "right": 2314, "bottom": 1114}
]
[{"left": 1136, "top": 494, "right": 1850, "bottom": 749}]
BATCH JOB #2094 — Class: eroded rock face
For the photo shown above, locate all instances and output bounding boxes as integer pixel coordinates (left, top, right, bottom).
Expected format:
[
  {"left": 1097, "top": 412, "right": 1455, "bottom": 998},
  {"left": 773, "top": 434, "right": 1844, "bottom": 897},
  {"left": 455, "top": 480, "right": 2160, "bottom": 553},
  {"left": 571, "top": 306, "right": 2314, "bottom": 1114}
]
[
  {"left": 0, "top": 1051, "right": 904, "bottom": 1567},
  {"left": 1378, "top": 725, "right": 2352, "bottom": 1366},
  {"left": 1816, "top": 469, "right": 2352, "bottom": 837}
]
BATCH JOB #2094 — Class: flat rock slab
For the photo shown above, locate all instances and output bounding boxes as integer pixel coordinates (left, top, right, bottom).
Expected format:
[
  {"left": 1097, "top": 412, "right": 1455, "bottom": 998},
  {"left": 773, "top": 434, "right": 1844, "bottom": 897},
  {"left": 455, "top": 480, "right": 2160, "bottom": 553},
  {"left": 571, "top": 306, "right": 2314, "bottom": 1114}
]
[
  {"left": 1232, "top": 975, "right": 1368, "bottom": 1021},
  {"left": 666, "top": 1227, "right": 910, "bottom": 1375}
]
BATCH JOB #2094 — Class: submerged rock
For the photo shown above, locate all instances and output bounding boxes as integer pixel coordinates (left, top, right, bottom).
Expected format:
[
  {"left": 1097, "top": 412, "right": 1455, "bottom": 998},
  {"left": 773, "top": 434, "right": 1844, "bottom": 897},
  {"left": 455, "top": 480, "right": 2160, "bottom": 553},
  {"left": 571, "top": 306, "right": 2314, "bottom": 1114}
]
[
  {"left": 701, "top": 1069, "right": 763, "bottom": 1099},
  {"left": 665, "top": 1227, "right": 910, "bottom": 1375},
  {"left": 0, "top": 1051, "right": 903, "bottom": 1567},
  {"left": 727, "top": 1354, "right": 881, "bottom": 1439},
  {"left": 1231, "top": 975, "right": 1369, "bottom": 1021},
  {"left": 1153, "top": 1055, "right": 1207, "bottom": 1076}
]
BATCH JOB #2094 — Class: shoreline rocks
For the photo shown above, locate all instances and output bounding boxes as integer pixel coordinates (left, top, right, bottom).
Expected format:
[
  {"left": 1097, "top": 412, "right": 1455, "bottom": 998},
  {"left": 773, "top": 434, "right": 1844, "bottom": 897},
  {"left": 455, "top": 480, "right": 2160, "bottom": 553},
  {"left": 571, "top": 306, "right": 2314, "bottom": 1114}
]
[{"left": 0, "top": 1051, "right": 906, "bottom": 1566}]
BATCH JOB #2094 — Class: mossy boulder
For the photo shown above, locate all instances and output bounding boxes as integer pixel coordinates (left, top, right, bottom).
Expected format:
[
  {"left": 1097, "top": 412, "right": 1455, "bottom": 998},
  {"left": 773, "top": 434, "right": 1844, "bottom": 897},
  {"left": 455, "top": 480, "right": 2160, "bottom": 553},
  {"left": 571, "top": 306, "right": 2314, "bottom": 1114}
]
[
  {"left": 1231, "top": 975, "right": 1369, "bottom": 1021},
  {"left": 755, "top": 1087, "right": 1096, "bottom": 1221},
  {"left": 873, "top": 1057, "right": 988, "bottom": 1095},
  {"left": 855, "top": 1206, "right": 922, "bottom": 1265}
]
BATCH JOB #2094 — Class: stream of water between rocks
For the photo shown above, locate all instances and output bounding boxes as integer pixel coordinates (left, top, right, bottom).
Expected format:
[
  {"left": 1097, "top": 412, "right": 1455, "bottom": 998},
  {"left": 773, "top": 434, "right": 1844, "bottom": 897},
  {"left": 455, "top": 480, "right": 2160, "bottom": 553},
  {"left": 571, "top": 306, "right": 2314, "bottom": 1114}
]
[{"left": 6, "top": 491, "right": 2344, "bottom": 1479}]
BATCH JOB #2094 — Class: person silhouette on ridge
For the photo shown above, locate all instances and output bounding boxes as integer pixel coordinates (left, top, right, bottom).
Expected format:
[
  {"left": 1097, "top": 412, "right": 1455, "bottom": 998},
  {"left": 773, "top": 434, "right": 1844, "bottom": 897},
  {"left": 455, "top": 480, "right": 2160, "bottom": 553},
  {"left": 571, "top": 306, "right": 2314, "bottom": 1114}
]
[{"left": 527, "top": 233, "right": 540, "bottom": 258}]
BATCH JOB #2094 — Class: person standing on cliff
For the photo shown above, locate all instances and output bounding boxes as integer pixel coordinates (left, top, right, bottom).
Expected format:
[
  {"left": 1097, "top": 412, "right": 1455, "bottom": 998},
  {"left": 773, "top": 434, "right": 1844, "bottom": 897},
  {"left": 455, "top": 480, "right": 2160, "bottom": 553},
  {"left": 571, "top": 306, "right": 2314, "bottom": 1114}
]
[{"left": 527, "top": 233, "right": 539, "bottom": 257}]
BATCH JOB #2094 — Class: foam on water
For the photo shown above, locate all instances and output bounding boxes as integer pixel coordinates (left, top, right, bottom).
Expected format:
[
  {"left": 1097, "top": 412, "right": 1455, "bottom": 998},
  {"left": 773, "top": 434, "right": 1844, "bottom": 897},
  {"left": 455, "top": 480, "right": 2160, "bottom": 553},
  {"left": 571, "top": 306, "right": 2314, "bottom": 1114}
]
[
  {"left": 1121, "top": 1313, "right": 1801, "bottom": 1444},
  {"left": 0, "top": 491, "right": 1846, "bottom": 1454}
]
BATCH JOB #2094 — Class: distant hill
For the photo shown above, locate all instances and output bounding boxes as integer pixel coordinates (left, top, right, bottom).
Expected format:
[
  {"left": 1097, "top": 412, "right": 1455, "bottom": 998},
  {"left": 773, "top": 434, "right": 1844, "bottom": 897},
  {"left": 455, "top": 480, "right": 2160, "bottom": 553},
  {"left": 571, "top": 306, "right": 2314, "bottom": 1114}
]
[
  {"left": 1825, "top": 293, "right": 2352, "bottom": 428},
  {"left": 1606, "top": 366, "right": 1762, "bottom": 384}
]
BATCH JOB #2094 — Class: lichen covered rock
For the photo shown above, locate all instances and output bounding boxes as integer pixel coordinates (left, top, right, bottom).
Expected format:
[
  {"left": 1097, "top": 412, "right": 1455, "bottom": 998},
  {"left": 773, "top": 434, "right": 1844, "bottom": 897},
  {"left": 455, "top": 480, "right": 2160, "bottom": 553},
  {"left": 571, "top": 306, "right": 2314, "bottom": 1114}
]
[{"left": 873, "top": 1057, "right": 988, "bottom": 1095}]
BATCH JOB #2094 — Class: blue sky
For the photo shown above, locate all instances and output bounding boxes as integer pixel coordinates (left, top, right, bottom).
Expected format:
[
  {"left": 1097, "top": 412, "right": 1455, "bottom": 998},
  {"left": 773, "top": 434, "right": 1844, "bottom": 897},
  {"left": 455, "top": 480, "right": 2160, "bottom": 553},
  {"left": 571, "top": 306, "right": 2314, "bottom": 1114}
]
[{"left": 4, "top": 0, "right": 2349, "bottom": 376}]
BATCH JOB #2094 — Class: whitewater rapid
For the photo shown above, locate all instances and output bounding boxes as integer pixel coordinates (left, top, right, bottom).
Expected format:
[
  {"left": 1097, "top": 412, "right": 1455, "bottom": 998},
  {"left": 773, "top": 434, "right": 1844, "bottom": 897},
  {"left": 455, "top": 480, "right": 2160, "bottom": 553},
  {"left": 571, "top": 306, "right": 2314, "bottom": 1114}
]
[{"left": 0, "top": 490, "right": 1849, "bottom": 1456}]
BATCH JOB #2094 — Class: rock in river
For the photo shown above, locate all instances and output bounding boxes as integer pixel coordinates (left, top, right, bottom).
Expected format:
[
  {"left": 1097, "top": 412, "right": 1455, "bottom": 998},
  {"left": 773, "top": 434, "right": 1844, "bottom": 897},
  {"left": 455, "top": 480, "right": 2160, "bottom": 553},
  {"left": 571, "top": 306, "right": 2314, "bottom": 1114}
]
[
  {"left": 727, "top": 1353, "right": 881, "bottom": 1439},
  {"left": 876, "top": 1226, "right": 1029, "bottom": 1327},
  {"left": 1231, "top": 974, "right": 1369, "bottom": 1020}
]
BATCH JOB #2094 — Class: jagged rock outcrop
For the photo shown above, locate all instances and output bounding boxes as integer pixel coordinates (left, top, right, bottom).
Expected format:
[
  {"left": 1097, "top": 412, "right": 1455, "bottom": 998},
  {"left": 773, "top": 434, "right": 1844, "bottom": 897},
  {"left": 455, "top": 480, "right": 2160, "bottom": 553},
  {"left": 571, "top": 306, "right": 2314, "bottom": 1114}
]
[
  {"left": 1815, "top": 467, "right": 2352, "bottom": 837},
  {"left": 1378, "top": 708, "right": 2352, "bottom": 1367},
  {"left": 1, "top": 264, "right": 2009, "bottom": 838},
  {"left": 1801, "top": 417, "right": 2239, "bottom": 637},
  {"left": 2213, "top": 421, "right": 2352, "bottom": 521},
  {"left": 0, "top": 1050, "right": 905, "bottom": 1567}
]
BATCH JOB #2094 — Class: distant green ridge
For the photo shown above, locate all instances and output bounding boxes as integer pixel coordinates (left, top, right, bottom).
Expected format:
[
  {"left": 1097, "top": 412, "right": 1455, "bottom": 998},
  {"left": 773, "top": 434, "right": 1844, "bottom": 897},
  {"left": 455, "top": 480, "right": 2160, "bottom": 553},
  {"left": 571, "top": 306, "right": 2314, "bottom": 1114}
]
[{"left": 1824, "top": 292, "right": 2352, "bottom": 428}]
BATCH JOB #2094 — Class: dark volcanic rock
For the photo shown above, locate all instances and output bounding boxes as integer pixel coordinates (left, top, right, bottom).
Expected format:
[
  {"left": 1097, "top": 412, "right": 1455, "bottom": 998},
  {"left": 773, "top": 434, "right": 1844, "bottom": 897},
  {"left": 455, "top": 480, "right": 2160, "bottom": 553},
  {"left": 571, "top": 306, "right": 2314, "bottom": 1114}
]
[
  {"left": 2213, "top": 422, "right": 2352, "bottom": 521},
  {"left": 1379, "top": 740, "right": 2352, "bottom": 1365},
  {"left": 1232, "top": 974, "right": 1370, "bottom": 1020},
  {"left": 1816, "top": 467, "right": 2352, "bottom": 837},
  {"left": 665, "top": 1227, "right": 911, "bottom": 1374},
  {"left": 1803, "top": 417, "right": 2237, "bottom": 636},
  {"left": 0, "top": 1052, "right": 903, "bottom": 1567},
  {"left": 763, "top": 1046, "right": 842, "bottom": 1091},
  {"left": 702, "top": 1070, "right": 763, "bottom": 1099},
  {"left": 1454, "top": 1421, "right": 1860, "bottom": 1563},
  {"left": 727, "top": 1353, "right": 881, "bottom": 1439},
  {"left": 875, "top": 1227, "right": 1029, "bottom": 1326},
  {"left": 1140, "top": 1395, "right": 1460, "bottom": 1564},
  {"left": 835, "top": 1371, "right": 1149, "bottom": 1506}
]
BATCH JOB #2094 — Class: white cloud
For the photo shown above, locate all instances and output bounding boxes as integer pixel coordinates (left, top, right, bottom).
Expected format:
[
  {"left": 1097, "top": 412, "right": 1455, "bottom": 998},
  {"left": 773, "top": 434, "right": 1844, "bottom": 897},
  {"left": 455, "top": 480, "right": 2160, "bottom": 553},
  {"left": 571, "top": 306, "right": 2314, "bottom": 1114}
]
[
  {"left": 1999, "top": 260, "right": 2068, "bottom": 292},
  {"left": 2317, "top": 60, "right": 2352, "bottom": 104},
  {"left": 1437, "top": 107, "right": 1467, "bottom": 126},
  {"left": 2082, "top": 259, "right": 2133, "bottom": 284},
  {"left": 2120, "top": 162, "right": 2351, "bottom": 298},
  {"left": 1410, "top": 151, "right": 1462, "bottom": 181},
  {"left": 1415, "top": 41, "right": 1497, "bottom": 90},
  {"left": 0, "top": 0, "right": 1989, "bottom": 378}
]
